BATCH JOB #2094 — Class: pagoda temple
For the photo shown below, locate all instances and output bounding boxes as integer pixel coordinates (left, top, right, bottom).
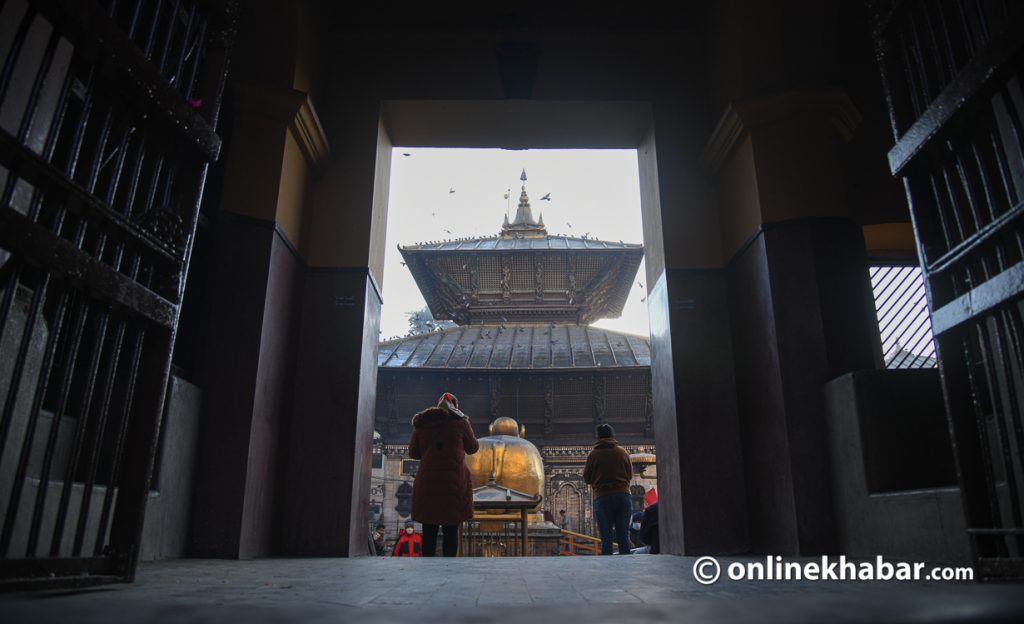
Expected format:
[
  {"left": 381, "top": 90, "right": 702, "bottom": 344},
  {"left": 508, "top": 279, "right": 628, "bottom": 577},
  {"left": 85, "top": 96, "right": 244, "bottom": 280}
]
[{"left": 371, "top": 171, "right": 656, "bottom": 540}]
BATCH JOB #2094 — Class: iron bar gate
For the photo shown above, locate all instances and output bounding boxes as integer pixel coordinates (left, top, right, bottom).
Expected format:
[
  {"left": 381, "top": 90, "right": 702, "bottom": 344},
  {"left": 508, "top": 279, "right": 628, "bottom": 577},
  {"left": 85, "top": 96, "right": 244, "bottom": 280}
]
[
  {"left": 870, "top": 0, "right": 1024, "bottom": 579},
  {"left": 0, "top": 0, "right": 234, "bottom": 589}
]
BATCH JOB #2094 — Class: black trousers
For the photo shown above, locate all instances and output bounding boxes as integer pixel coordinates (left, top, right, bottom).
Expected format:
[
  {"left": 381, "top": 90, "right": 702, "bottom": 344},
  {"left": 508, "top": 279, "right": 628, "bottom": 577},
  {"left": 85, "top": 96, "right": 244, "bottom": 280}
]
[{"left": 421, "top": 523, "right": 459, "bottom": 557}]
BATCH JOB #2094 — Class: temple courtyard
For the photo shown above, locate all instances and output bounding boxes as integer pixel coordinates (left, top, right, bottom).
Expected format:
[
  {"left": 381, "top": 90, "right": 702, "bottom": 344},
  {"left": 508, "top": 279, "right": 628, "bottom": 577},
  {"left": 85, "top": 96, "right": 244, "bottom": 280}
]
[{"left": 3, "top": 556, "right": 1022, "bottom": 623}]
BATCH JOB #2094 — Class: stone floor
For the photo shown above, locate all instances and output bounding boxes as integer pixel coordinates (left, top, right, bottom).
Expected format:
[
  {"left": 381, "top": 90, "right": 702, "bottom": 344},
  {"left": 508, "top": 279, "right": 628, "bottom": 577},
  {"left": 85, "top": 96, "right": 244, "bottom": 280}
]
[{"left": 2, "top": 556, "right": 1023, "bottom": 623}]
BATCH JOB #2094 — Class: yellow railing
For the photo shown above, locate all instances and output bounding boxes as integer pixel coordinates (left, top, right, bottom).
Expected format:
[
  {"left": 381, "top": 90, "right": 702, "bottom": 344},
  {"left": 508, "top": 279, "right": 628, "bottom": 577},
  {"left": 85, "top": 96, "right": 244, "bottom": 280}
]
[{"left": 558, "top": 529, "right": 617, "bottom": 555}]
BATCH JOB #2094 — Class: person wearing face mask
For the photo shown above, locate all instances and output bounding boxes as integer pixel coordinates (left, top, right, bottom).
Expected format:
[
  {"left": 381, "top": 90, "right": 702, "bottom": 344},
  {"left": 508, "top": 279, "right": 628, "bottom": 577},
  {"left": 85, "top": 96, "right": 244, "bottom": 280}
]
[
  {"left": 392, "top": 520, "right": 423, "bottom": 557},
  {"left": 629, "top": 511, "right": 645, "bottom": 550}
]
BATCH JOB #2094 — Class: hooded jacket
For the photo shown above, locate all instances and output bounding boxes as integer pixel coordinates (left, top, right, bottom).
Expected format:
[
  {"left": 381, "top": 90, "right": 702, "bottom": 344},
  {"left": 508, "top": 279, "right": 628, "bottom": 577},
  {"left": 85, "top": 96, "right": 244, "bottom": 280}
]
[
  {"left": 408, "top": 406, "right": 480, "bottom": 525},
  {"left": 583, "top": 438, "right": 633, "bottom": 499},
  {"left": 392, "top": 528, "right": 422, "bottom": 557}
]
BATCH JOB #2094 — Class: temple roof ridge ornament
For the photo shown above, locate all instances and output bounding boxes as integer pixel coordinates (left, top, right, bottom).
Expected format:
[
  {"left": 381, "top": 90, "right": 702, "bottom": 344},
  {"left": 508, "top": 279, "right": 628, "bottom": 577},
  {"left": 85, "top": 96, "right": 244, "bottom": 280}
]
[{"left": 501, "top": 169, "right": 547, "bottom": 238}]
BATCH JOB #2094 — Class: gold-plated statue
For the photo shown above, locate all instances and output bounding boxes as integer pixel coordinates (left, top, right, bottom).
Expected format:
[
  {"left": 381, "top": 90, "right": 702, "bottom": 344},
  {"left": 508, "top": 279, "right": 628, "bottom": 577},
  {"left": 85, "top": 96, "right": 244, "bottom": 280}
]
[{"left": 465, "top": 416, "right": 545, "bottom": 513}]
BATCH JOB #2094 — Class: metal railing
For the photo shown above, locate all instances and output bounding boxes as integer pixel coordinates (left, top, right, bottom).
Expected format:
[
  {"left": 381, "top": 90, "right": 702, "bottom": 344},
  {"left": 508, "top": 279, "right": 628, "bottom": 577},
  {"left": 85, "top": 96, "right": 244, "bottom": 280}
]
[
  {"left": 460, "top": 520, "right": 527, "bottom": 557},
  {"left": 558, "top": 529, "right": 617, "bottom": 555},
  {"left": 869, "top": 265, "right": 938, "bottom": 369}
]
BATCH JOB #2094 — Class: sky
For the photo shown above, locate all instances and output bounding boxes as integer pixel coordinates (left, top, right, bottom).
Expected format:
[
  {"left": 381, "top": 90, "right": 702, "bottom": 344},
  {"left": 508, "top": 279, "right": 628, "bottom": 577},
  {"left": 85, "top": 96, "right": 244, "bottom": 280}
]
[{"left": 379, "top": 148, "right": 650, "bottom": 340}]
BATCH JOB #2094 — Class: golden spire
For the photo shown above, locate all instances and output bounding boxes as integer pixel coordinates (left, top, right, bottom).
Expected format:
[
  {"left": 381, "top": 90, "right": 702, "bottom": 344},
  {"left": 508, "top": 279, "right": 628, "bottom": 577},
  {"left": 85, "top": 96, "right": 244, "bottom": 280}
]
[{"left": 501, "top": 169, "right": 548, "bottom": 238}]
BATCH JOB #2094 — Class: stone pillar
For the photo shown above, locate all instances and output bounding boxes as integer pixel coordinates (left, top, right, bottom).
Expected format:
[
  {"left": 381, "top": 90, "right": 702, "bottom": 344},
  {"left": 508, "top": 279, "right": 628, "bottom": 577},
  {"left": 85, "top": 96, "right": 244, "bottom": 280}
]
[
  {"left": 189, "top": 82, "right": 328, "bottom": 558},
  {"left": 280, "top": 104, "right": 389, "bottom": 556},
  {"left": 703, "top": 92, "right": 879, "bottom": 554},
  {"left": 641, "top": 102, "right": 749, "bottom": 556}
]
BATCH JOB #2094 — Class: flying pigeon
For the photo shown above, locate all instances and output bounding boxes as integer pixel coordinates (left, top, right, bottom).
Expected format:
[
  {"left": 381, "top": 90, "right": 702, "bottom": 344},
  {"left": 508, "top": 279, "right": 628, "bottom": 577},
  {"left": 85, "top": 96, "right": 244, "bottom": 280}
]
[
  {"left": 449, "top": 188, "right": 456, "bottom": 194},
  {"left": 566, "top": 222, "right": 573, "bottom": 228},
  {"left": 540, "top": 193, "right": 551, "bottom": 201},
  {"left": 444, "top": 229, "right": 452, "bottom": 234},
  {"left": 400, "top": 261, "right": 406, "bottom": 266},
  {"left": 638, "top": 281, "right": 644, "bottom": 288},
  {"left": 402, "top": 153, "right": 411, "bottom": 157}
]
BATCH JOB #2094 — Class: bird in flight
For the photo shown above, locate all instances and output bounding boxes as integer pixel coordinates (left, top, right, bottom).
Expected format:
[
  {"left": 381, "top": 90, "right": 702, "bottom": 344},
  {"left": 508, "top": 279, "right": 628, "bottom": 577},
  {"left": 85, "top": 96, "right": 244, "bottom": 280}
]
[
  {"left": 449, "top": 188, "right": 456, "bottom": 194},
  {"left": 638, "top": 281, "right": 644, "bottom": 288},
  {"left": 540, "top": 193, "right": 551, "bottom": 201},
  {"left": 566, "top": 221, "right": 572, "bottom": 228},
  {"left": 402, "top": 153, "right": 411, "bottom": 157},
  {"left": 444, "top": 229, "right": 452, "bottom": 234}
]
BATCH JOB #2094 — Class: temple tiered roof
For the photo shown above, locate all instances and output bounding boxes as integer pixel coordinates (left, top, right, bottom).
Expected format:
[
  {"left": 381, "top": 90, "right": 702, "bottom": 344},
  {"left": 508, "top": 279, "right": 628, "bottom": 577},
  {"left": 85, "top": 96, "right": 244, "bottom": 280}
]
[
  {"left": 378, "top": 324, "right": 651, "bottom": 370},
  {"left": 398, "top": 170, "right": 644, "bottom": 325}
]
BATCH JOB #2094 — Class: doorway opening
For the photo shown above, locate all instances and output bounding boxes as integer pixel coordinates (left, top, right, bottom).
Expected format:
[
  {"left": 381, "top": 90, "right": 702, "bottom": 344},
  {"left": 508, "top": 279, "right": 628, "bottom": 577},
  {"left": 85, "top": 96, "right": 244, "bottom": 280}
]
[{"left": 369, "top": 146, "right": 658, "bottom": 556}]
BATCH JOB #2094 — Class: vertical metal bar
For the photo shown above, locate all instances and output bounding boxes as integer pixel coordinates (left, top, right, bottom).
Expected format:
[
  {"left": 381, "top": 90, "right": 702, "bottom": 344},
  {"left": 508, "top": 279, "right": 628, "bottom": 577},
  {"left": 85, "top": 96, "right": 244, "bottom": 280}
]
[
  {"left": 142, "top": 0, "right": 166, "bottom": 60},
  {"left": 952, "top": 148, "right": 996, "bottom": 280},
  {"left": 0, "top": 268, "right": 50, "bottom": 476},
  {"left": 934, "top": 0, "right": 966, "bottom": 71},
  {"left": 44, "top": 297, "right": 93, "bottom": 553},
  {"left": 964, "top": 328, "right": 1006, "bottom": 548},
  {"left": 17, "top": 283, "right": 74, "bottom": 557},
  {"left": 994, "top": 309, "right": 1024, "bottom": 555},
  {"left": 0, "top": 271, "right": 52, "bottom": 557},
  {"left": 968, "top": 140, "right": 1008, "bottom": 271},
  {"left": 97, "top": 124, "right": 134, "bottom": 215},
  {"left": 955, "top": 0, "right": 978, "bottom": 57},
  {"left": 126, "top": 0, "right": 146, "bottom": 39},
  {"left": 920, "top": 3, "right": 955, "bottom": 87},
  {"left": 182, "top": 18, "right": 207, "bottom": 100},
  {"left": 897, "top": 30, "right": 924, "bottom": 119},
  {"left": 69, "top": 308, "right": 117, "bottom": 556},
  {"left": 990, "top": 89, "right": 1024, "bottom": 259},
  {"left": 1, "top": 22, "right": 62, "bottom": 206},
  {"left": 157, "top": 0, "right": 183, "bottom": 76},
  {"left": 0, "top": 6, "right": 36, "bottom": 103},
  {"left": 976, "top": 318, "right": 1024, "bottom": 536},
  {"left": 117, "top": 130, "right": 147, "bottom": 219},
  {"left": 0, "top": 260, "right": 25, "bottom": 381},
  {"left": 169, "top": 3, "right": 197, "bottom": 90},
  {"left": 973, "top": 0, "right": 992, "bottom": 45},
  {"left": 927, "top": 171, "right": 956, "bottom": 256},
  {"left": 905, "top": 12, "right": 935, "bottom": 103},
  {"left": 84, "top": 109, "right": 115, "bottom": 194},
  {"left": 93, "top": 260, "right": 143, "bottom": 555}
]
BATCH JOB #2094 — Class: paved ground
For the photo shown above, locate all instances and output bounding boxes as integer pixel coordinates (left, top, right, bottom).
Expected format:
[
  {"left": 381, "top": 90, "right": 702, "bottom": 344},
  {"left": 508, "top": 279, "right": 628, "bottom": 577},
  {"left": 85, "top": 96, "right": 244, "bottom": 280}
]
[{"left": 2, "top": 556, "right": 1023, "bottom": 623}]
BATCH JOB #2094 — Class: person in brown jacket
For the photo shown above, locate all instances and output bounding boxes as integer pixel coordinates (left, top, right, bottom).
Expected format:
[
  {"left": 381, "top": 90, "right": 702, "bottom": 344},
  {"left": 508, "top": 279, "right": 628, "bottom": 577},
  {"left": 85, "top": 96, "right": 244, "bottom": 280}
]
[
  {"left": 408, "top": 392, "right": 479, "bottom": 556},
  {"left": 583, "top": 423, "right": 633, "bottom": 555}
]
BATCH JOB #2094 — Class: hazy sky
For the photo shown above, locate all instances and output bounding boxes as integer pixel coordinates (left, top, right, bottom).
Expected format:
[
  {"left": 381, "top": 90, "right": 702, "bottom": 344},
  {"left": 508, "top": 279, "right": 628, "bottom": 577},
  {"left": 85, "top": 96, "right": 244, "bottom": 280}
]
[{"left": 379, "top": 148, "right": 650, "bottom": 340}]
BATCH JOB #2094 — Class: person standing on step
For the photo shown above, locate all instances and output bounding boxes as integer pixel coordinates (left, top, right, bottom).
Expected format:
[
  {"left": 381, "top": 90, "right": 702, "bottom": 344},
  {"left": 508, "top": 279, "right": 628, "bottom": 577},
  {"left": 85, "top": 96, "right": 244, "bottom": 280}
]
[
  {"left": 559, "top": 509, "right": 572, "bottom": 533},
  {"left": 583, "top": 423, "right": 633, "bottom": 555},
  {"left": 408, "top": 392, "right": 480, "bottom": 557}
]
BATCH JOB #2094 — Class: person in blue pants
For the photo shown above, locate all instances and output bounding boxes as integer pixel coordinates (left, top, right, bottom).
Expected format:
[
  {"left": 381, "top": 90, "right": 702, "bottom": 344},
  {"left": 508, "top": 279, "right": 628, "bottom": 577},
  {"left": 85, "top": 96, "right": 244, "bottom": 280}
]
[{"left": 583, "top": 423, "right": 633, "bottom": 555}]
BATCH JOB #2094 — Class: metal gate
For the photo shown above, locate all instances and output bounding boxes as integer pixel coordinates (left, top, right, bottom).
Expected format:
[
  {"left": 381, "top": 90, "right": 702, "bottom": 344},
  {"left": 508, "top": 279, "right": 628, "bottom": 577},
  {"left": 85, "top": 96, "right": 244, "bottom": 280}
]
[
  {"left": 871, "top": 0, "right": 1024, "bottom": 579},
  {"left": 0, "top": 0, "right": 233, "bottom": 589}
]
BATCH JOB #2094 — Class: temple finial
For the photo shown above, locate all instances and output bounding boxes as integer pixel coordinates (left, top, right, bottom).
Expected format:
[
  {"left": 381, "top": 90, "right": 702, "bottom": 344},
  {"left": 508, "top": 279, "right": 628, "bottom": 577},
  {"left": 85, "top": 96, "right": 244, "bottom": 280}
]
[{"left": 501, "top": 169, "right": 547, "bottom": 237}]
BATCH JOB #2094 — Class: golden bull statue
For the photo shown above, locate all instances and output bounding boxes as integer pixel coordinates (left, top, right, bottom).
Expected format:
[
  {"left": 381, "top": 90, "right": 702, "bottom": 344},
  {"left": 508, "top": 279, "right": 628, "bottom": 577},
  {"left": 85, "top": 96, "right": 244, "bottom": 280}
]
[{"left": 465, "top": 416, "right": 545, "bottom": 522}]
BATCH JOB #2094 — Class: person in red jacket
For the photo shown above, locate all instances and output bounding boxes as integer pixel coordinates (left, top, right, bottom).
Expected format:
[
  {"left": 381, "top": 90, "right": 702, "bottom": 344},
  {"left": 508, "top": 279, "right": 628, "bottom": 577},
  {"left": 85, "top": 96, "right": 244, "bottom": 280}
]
[
  {"left": 392, "top": 520, "right": 422, "bottom": 557},
  {"left": 408, "top": 392, "right": 479, "bottom": 557}
]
